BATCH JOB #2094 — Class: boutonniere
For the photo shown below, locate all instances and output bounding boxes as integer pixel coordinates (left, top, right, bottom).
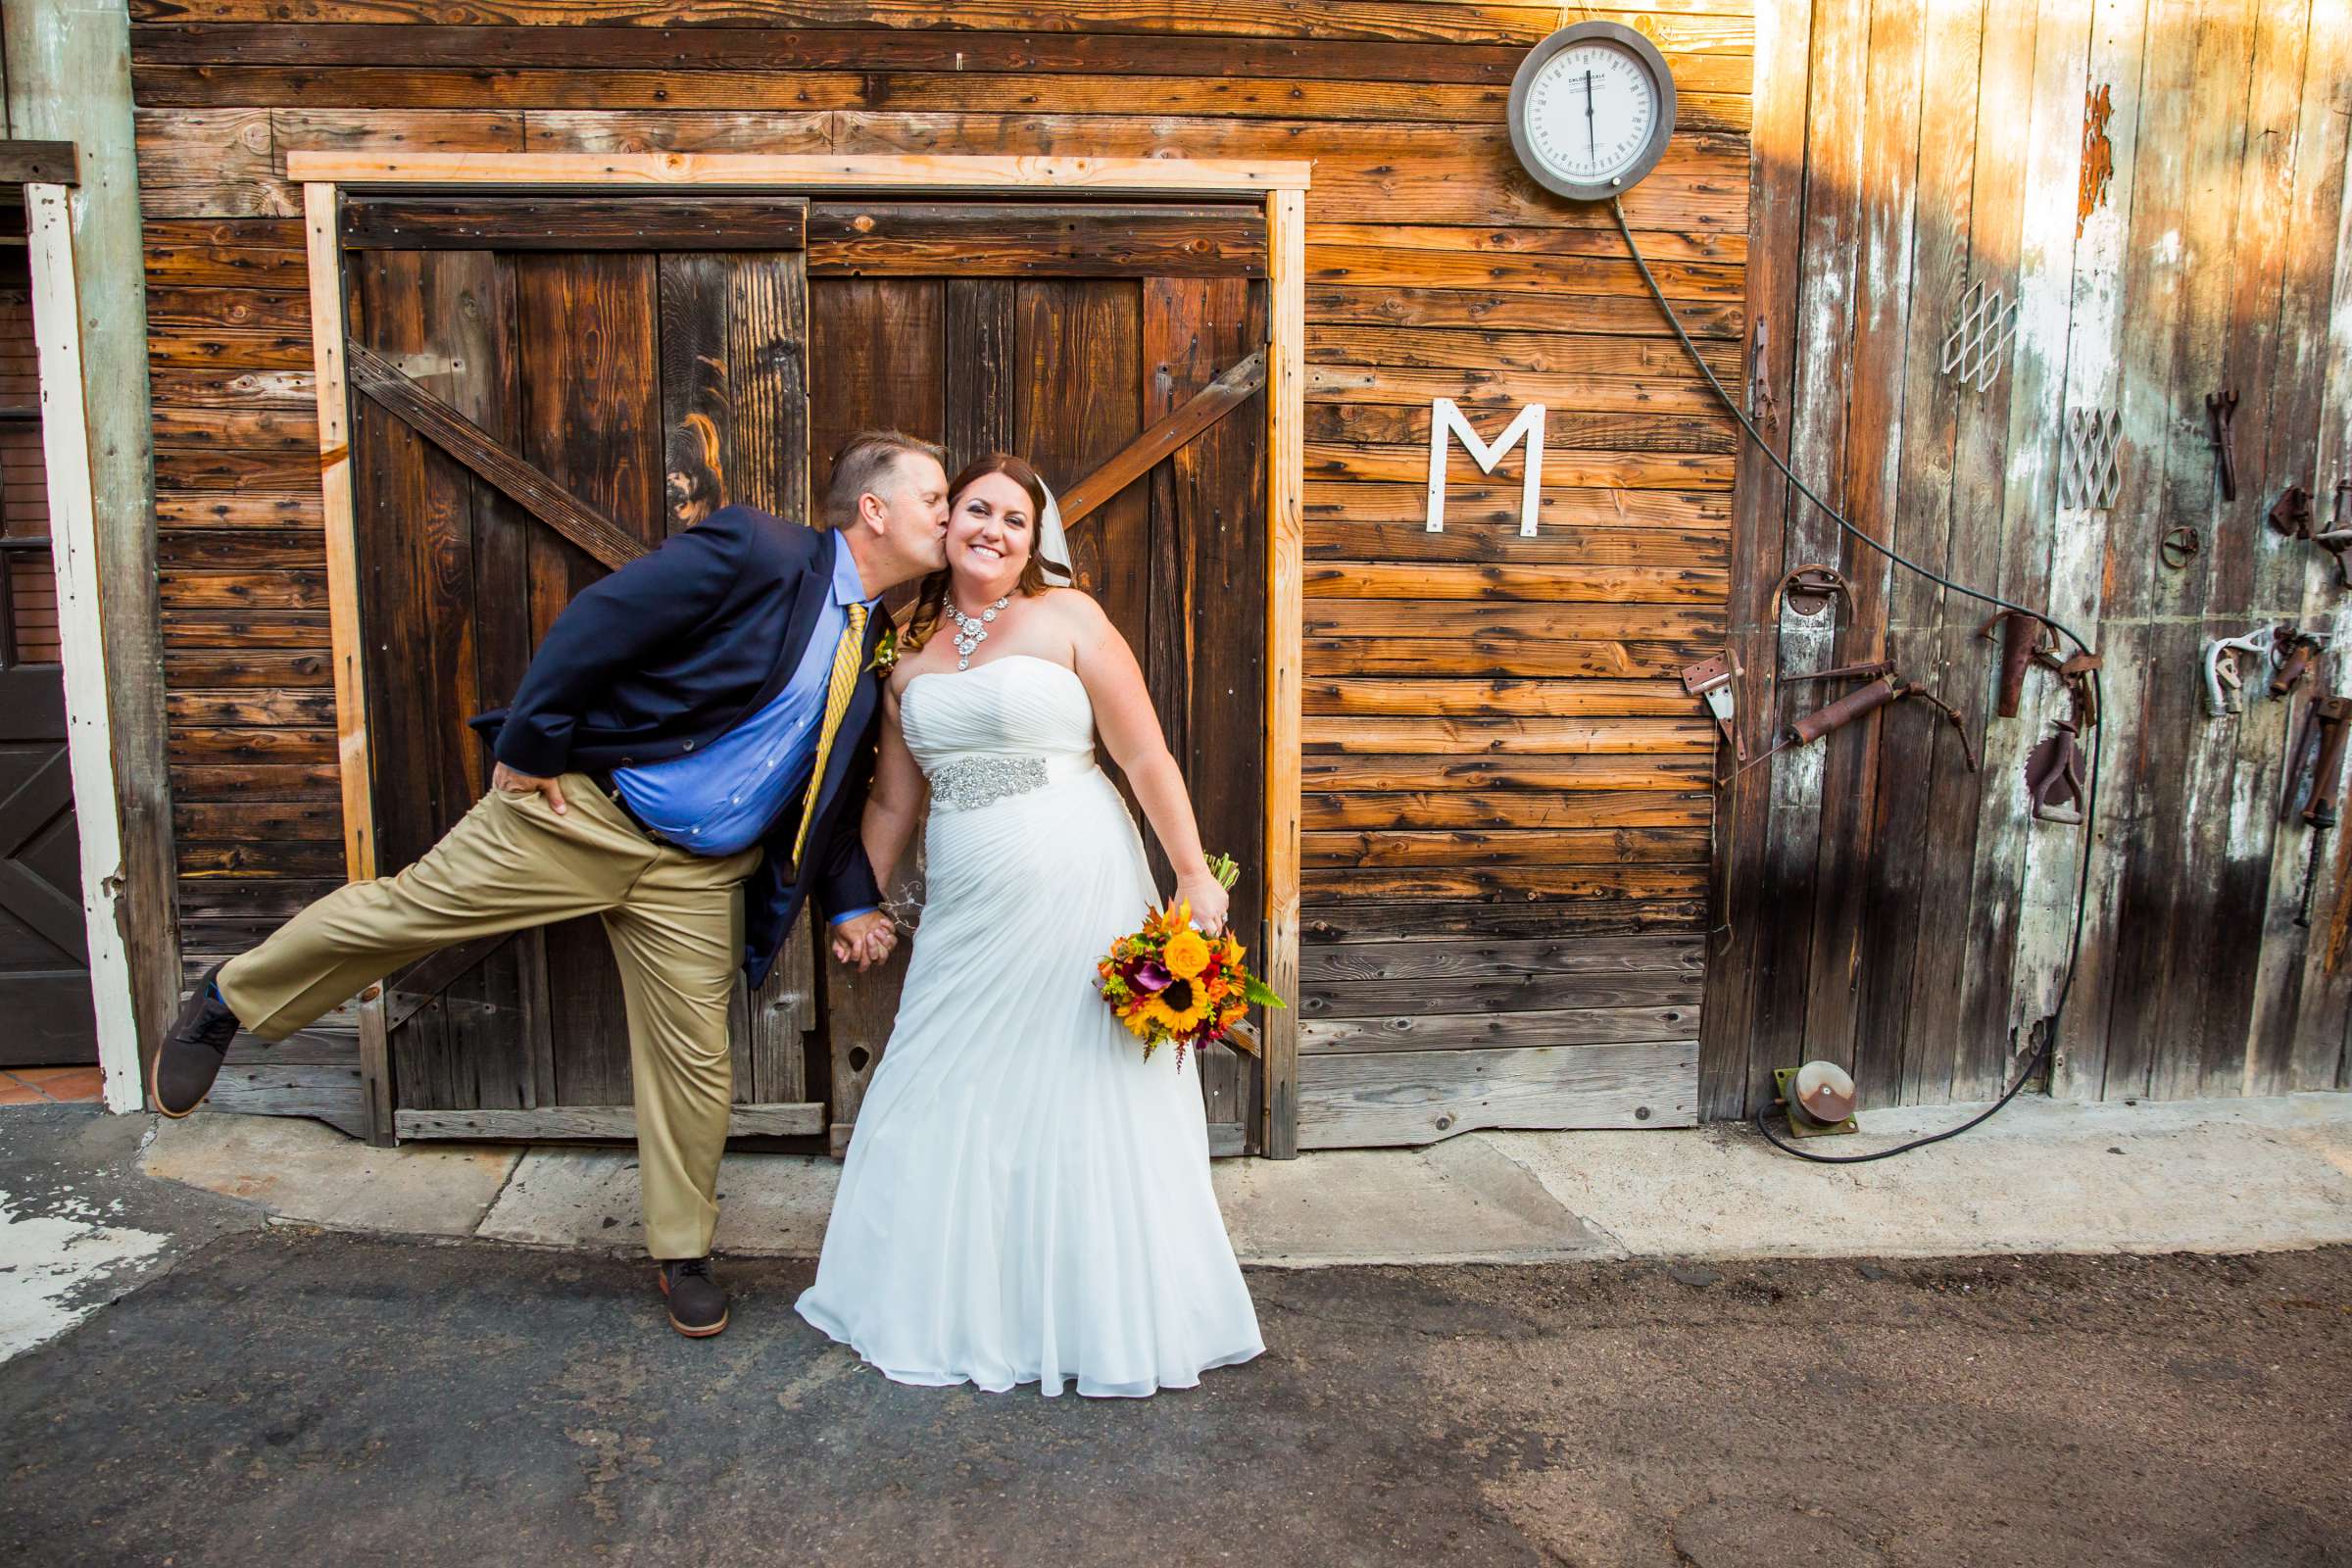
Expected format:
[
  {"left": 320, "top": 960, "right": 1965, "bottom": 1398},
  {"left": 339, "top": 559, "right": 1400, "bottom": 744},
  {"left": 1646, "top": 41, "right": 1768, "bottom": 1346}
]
[{"left": 866, "top": 623, "right": 900, "bottom": 674}]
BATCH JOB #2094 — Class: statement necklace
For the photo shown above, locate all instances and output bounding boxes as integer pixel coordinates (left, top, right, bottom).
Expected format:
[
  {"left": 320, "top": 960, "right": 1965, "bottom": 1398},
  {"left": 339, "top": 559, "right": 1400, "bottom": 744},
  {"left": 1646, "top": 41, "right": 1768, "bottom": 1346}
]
[{"left": 944, "top": 592, "right": 1011, "bottom": 670}]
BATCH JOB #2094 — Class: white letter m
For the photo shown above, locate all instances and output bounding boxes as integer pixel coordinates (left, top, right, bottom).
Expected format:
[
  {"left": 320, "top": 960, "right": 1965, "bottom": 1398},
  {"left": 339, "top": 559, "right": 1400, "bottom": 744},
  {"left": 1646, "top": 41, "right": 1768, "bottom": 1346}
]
[{"left": 1426, "top": 398, "right": 1546, "bottom": 536}]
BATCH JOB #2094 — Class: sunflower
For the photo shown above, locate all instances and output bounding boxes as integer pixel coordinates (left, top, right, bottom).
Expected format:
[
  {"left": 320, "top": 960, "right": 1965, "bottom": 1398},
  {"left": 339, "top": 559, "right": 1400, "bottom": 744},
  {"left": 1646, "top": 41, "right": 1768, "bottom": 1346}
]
[
  {"left": 1163, "top": 928, "right": 1212, "bottom": 980},
  {"left": 1153, "top": 977, "right": 1211, "bottom": 1033}
]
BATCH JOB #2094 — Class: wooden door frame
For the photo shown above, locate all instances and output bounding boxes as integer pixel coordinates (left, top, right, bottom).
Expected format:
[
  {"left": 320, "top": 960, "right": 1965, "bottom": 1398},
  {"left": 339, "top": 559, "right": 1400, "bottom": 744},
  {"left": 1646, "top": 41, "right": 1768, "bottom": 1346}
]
[
  {"left": 293, "top": 153, "right": 1311, "bottom": 1157},
  {"left": 10, "top": 150, "right": 143, "bottom": 1111}
]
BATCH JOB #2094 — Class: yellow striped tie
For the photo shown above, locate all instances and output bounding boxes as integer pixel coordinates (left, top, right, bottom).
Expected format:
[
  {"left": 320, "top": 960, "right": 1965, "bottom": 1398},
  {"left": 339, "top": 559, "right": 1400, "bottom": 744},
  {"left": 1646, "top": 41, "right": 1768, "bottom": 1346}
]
[{"left": 791, "top": 602, "right": 870, "bottom": 871}]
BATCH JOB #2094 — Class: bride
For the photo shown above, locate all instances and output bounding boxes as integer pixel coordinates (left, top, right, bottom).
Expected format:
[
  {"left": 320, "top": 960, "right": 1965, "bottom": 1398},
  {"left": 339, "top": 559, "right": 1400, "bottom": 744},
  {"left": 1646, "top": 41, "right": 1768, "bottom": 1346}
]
[{"left": 794, "top": 452, "right": 1265, "bottom": 1397}]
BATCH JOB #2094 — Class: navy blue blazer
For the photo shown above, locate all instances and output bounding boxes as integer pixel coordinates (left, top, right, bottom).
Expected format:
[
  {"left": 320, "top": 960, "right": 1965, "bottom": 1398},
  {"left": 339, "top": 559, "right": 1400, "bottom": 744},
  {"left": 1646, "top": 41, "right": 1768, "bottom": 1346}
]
[{"left": 466, "top": 506, "right": 886, "bottom": 987}]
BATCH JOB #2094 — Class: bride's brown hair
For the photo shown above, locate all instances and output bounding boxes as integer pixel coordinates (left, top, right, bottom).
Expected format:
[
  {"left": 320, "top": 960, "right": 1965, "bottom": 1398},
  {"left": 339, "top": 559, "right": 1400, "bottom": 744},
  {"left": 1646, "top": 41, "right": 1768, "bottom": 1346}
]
[{"left": 902, "top": 452, "right": 1060, "bottom": 653}]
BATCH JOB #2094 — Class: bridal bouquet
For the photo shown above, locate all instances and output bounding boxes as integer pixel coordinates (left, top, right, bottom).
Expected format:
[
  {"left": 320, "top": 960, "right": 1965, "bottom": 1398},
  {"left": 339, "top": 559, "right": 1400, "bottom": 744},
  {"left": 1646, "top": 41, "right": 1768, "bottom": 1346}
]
[{"left": 1096, "top": 853, "right": 1286, "bottom": 1067}]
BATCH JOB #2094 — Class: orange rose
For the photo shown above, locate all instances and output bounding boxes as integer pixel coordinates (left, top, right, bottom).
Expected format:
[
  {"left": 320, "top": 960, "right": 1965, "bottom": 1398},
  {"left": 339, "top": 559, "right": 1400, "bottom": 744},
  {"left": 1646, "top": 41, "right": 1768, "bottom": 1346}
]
[{"left": 1163, "top": 928, "right": 1212, "bottom": 979}]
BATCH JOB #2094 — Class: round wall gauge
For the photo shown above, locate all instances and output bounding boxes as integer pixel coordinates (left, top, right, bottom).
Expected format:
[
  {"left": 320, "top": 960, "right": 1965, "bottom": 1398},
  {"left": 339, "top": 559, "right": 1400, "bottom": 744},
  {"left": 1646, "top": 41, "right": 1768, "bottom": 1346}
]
[{"left": 1505, "top": 21, "right": 1679, "bottom": 202}]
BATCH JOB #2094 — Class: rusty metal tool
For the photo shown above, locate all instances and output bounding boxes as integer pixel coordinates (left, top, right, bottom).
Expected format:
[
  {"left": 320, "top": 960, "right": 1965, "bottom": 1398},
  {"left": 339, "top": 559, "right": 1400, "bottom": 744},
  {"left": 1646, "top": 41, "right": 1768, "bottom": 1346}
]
[
  {"left": 1977, "top": 609, "right": 2054, "bottom": 718},
  {"left": 2025, "top": 668, "right": 2103, "bottom": 827},
  {"left": 2317, "top": 529, "right": 2352, "bottom": 591},
  {"left": 2030, "top": 646, "right": 2104, "bottom": 730},
  {"left": 1739, "top": 662, "right": 1977, "bottom": 776},
  {"left": 2024, "top": 718, "right": 2087, "bottom": 825},
  {"left": 2159, "top": 525, "right": 2200, "bottom": 570},
  {"left": 2207, "top": 390, "right": 2239, "bottom": 501},
  {"left": 2271, "top": 482, "right": 2313, "bottom": 539},
  {"left": 2272, "top": 629, "right": 2326, "bottom": 698},
  {"left": 1681, "top": 653, "right": 1746, "bottom": 764},
  {"left": 2203, "top": 626, "right": 2279, "bottom": 717},
  {"left": 2287, "top": 693, "right": 2352, "bottom": 927}
]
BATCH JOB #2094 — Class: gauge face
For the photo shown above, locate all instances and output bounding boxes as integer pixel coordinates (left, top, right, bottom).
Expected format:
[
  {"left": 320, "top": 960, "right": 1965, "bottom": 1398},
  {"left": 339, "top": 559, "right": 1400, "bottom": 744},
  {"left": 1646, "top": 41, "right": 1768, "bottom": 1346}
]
[
  {"left": 1523, "top": 43, "right": 1658, "bottom": 185},
  {"left": 1506, "top": 22, "right": 1678, "bottom": 201}
]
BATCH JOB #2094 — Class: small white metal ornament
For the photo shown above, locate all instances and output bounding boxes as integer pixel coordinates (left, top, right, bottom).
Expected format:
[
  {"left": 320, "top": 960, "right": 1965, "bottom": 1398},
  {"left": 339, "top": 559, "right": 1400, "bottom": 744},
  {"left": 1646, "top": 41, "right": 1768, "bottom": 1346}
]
[
  {"left": 1938, "top": 278, "right": 2022, "bottom": 393},
  {"left": 2059, "top": 407, "right": 2124, "bottom": 511},
  {"left": 1426, "top": 397, "right": 1548, "bottom": 536}
]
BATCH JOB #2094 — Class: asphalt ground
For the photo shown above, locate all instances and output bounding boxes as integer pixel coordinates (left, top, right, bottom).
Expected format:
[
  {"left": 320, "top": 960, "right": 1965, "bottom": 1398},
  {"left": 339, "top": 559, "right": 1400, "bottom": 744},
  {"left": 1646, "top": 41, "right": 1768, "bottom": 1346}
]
[{"left": 2, "top": 1212, "right": 2347, "bottom": 1567}]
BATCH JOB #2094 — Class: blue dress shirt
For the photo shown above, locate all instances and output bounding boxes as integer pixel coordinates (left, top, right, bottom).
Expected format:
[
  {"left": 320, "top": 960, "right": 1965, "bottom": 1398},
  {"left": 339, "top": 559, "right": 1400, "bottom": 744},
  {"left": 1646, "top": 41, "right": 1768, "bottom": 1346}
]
[{"left": 613, "top": 530, "right": 876, "bottom": 924}]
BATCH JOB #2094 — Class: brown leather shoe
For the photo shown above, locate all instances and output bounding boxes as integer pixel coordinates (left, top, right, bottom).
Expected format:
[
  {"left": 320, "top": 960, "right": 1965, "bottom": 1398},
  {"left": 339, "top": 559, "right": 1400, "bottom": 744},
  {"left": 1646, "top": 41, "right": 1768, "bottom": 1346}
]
[
  {"left": 658, "top": 1257, "right": 729, "bottom": 1338},
  {"left": 150, "top": 963, "right": 242, "bottom": 1118}
]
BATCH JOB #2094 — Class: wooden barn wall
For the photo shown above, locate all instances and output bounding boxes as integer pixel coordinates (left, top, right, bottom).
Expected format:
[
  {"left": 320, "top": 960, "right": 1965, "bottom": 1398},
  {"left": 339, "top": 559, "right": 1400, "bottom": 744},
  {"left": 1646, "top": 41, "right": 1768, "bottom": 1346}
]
[
  {"left": 124, "top": 1, "right": 1755, "bottom": 1142},
  {"left": 1707, "top": 0, "right": 2352, "bottom": 1118}
]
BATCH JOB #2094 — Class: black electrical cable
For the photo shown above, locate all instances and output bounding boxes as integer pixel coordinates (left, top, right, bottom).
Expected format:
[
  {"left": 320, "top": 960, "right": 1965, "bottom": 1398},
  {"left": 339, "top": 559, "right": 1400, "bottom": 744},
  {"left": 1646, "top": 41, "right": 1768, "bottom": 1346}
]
[{"left": 1608, "top": 197, "right": 2105, "bottom": 1162}]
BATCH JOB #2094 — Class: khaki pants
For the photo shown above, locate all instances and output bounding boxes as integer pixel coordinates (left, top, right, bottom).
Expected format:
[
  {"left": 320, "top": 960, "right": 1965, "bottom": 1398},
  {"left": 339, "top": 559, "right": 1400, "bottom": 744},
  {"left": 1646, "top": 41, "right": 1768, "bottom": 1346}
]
[{"left": 219, "top": 774, "right": 762, "bottom": 1260}]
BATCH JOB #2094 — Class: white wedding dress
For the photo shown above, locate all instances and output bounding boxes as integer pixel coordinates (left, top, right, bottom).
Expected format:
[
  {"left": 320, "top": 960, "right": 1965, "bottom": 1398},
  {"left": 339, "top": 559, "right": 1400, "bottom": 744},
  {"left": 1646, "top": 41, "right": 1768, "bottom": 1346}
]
[{"left": 795, "top": 653, "right": 1265, "bottom": 1397}]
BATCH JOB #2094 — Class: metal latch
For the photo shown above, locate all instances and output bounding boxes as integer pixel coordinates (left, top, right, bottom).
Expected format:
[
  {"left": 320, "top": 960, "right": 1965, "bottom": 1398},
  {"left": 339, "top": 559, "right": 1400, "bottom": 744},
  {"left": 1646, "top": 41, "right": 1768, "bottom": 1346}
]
[{"left": 1682, "top": 653, "right": 1745, "bottom": 762}]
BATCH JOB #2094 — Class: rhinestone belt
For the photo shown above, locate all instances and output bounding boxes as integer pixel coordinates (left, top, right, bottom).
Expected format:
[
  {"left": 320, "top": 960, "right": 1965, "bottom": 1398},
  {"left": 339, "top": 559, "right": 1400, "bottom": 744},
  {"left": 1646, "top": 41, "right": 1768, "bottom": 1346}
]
[{"left": 929, "top": 754, "right": 1052, "bottom": 811}]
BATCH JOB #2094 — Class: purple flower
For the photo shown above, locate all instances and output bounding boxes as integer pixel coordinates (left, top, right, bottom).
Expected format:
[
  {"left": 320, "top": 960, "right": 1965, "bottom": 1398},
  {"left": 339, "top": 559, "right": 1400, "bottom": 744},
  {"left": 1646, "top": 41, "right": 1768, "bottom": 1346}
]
[{"left": 1132, "top": 959, "right": 1173, "bottom": 993}]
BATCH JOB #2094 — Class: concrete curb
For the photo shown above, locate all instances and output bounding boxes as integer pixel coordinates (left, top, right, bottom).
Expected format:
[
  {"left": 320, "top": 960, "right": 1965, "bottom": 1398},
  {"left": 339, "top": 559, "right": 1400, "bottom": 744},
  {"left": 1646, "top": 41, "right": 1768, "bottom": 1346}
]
[{"left": 132, "top": 1091, "right": 2352, "bottom": 1267}]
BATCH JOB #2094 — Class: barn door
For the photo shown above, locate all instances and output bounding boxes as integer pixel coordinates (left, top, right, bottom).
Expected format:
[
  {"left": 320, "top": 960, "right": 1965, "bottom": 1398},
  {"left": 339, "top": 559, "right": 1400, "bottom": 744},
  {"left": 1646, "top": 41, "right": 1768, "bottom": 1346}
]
[
  {"left": 0, "top": 257, "right": 93, "bottom": 1069},
  {"left": 334, "top": 194, "right": 823, "bottom": 1141},
  {"left": 802, "top": 203, "right": 1270, "bottom": 1155}
]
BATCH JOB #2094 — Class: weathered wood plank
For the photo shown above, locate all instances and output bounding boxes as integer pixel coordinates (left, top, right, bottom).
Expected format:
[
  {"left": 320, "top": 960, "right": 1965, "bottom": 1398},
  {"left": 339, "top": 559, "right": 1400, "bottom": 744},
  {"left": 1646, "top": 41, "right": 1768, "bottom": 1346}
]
[
  {"left": 808, "top": 202, "right": 1263, "bottom": 276},
  {"left": 130, "top": 61, "right": 1755, "bottom": 134},
  {"left": 1307, "top": 440, "right": 1735, "bottom": 491},
  {"left": 1304, "top": 677, "right": 1698, "bottom": 717},
  {"left": 207, "top": 1062, "right": 371, "bottom": 1138},
  {"left": 124, "top": 21, "right": 1758, "bottom": 83},
  {"left": 1263, "top": 185, "right": 1306, "bottom": 1156},
  {"left": 0, "top": 140, "right": 77, "bottom": 184},
  {"left": 1297, "top": 1041, "right": 1697, "bottom": 1147},
  {"left": 1303, "top": 827, "right": 1707, "bottom": 866},
  {"left": 1306, "top": 284, "right": 1742, "bottom": 339},
  {"left": 1305, "top": 898, "right": 1707, "bottom": 943},
  {"left": 156, "top": 491, "right": 322, "bottom": 529},
  {"left": 1303, "top": 715, "right": 1713, "bottom": 755},
  {"left": 1303, "top": 1002, "right": 1701, "bottom": 1053},
  {"left": 151, "top": 405, "right": 317, "bottom": 451},
  {"left": 1305, "top": 931, "right": 1700, "bottom": 978},
  {"left": 1305, "top": 562, "right": 1728, "bottom": 603},
  {"left": 393, "top": 1102, "right": 825, "bottom": 1140},
  {"left": 125, "top": 5, "right": 1748, "bottom": 52},
  {"left": 1302, "top": 749, "right": 1711, "bottom": 793},
  {"left": 1307, "top": 600, "right": 1722, "bottom": 641},
  {"left": 1789, "top": 0, "right": 1924, "bottom": 1091},
  {"left": 1303, "top": 864, "right": 1706, "bottom": 902},
  {"left": 1308, "top": 361, "right": 1731, "bottom": 417},
  {"left": 149, "top": 366, "right": 316, "bottom": 409},
  {"left": 343, "top": 194, "right": 808, "bottom": 250},
  {"left": 1306, "top": 240, "right": 1743, "bottom": 299},
  {"left": 1302, "top": 635, "right": 1719, "bottom": 680},
  {"left": 1302, "top": 790, "right": 1711, "bottom": 831},
  {"left": 1307, "top": 323, "right": 1740, "bottom": 380},
  {"left": 2247, "top": 1, "right": 2352, "bottom": 1097},
  {"left": 1309, "top": 478, "right": 1729, "bottom": 530},
  {"left": 1308, "top": 401, "right": 1738, "bottom": 455}
]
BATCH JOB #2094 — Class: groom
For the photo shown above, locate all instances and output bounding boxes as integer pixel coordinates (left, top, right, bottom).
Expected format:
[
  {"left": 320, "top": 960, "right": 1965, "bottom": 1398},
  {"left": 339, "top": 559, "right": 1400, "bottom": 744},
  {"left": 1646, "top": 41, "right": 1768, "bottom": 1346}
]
[{"left": 148, "top": 429, "right": 951, "bottom": 1338}]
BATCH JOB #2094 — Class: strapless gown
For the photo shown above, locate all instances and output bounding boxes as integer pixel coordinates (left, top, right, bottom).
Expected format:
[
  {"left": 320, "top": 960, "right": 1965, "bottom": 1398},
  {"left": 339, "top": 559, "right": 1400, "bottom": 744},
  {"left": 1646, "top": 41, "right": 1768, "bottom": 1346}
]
[{"left": 795, "top": 654, "right": 1264, "bottom": 1397}]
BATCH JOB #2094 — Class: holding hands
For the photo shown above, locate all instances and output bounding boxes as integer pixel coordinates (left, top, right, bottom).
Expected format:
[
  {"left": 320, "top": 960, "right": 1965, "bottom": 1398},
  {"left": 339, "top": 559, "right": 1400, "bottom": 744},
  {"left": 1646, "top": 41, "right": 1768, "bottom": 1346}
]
[{"left": 832, "top": 909, "right": 898, "bottom": 970}]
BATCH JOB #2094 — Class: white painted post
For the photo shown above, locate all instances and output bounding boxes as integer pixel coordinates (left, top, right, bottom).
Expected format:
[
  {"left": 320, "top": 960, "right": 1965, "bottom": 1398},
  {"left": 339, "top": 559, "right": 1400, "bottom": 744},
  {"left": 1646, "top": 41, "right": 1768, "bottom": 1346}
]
[
  {"left": 1425, "top": 397, "right": 1547, "bottom": 536},
  {"left": 24, "top": 182, "right": 140, "bottom": 1112}
]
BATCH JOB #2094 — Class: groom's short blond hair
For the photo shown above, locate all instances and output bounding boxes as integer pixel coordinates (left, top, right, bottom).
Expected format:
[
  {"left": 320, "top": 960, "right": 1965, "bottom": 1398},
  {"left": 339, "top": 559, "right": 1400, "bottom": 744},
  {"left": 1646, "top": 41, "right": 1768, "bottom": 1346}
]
[{"left": 824, "top": 430, "right": 948, "bottom": 528}]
